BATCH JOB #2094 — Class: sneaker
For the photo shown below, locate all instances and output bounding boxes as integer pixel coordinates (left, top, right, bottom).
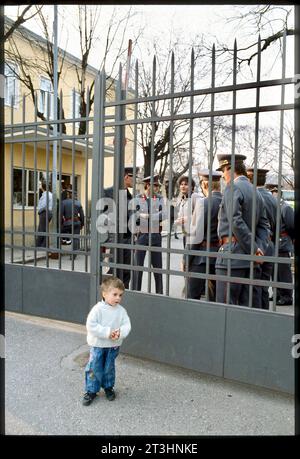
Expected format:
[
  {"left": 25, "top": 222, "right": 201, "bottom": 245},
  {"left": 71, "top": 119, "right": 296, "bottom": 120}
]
[
  {"left": 66, "top": 240, "right": 72, "bottom": 245},
  {"left": 104, "top": 387, "right": 116, "bottom": 401},
  {"left": 82, "top": 392, "right": 97, "bottom": 406}
]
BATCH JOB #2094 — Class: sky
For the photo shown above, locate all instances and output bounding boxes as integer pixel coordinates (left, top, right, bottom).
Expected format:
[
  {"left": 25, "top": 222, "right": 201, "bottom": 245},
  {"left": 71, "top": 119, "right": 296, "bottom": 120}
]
[
  {"left": 5, "top": 5, "right": 295, "bottom": 104},
  {"left": 5, "top": 4, "right": 295, "bottom": 175},
  {"left": 5, "top": 4, "right": 294, "bottom": 72}
]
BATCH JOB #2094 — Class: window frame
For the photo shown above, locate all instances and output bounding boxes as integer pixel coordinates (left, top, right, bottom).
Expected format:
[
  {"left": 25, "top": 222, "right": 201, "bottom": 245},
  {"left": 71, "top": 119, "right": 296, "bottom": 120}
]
[
  {"left": 13, "top": 168, "right": 79, "bottom": 209},
  {"left": 70, "top": 90, "right": 81, "bottom": 129},
  {"left": 39, "top": 76, "right": 53, "bottom": 118},
  {"left": 4, "top": 62, "right": 19, "bottom": 109}
]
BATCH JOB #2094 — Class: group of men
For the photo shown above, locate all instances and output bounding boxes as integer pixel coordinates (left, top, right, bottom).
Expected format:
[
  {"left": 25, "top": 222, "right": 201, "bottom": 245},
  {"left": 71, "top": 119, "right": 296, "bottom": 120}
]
[
  {"left": 36, "top": 182, "right": 85, "bottom": 257},
  {"left": 102, "top": 154, "right": 294, "bottom": 309}
]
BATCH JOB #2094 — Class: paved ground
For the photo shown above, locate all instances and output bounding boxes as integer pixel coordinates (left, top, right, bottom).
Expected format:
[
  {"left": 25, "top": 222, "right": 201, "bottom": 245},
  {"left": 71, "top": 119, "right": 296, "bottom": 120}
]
[
  {"left": 5, "top": 312, "right": 294, "bottom": 436},
  {"left": 5, "top": 234, "right": 295, "bottom": 315}
]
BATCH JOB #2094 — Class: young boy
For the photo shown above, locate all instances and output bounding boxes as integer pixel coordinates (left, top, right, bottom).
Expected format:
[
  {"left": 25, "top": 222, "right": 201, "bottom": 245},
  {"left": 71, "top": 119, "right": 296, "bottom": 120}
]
[{"left": 82, "top": 276, "right": 131, "bottom": 406}]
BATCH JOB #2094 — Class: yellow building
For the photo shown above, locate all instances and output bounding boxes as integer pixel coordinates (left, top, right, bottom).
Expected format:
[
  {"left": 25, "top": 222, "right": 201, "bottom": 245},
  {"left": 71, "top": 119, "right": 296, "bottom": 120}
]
[{"left": 4, "top": 16, "right": 134, "bottom": 246}]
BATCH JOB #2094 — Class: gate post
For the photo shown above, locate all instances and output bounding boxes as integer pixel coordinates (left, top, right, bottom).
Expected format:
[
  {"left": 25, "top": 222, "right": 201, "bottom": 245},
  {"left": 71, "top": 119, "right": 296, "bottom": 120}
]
[
  {"left": 90, "top": 70, "right": 106, "bottom": 308},
  {"left": 111, "top": 66, "right": 126, "bottom": 277},
  {"left": 294, "top": 3, "right": 300, "bottom": 436}
]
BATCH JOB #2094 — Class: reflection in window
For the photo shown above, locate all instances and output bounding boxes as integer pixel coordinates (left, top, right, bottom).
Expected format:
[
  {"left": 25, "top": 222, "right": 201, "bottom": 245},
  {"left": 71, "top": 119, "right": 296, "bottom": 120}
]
[
  {"left": 13, "top": 169, "right": 25, "bottom": 206},
  {"left": 5, "top": 63, "right": 19, "bottom": 107}
]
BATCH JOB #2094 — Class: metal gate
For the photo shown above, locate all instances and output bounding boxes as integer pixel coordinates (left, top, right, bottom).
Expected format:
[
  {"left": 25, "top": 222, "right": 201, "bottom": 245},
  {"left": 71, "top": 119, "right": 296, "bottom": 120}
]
[{"left": 5, "top": 29, "right": 296, "bottom": 393}]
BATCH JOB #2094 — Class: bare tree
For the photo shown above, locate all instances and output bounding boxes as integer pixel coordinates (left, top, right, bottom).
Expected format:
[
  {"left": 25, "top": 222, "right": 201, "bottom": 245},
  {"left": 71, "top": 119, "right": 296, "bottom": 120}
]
[
  {"left": 5, "top": 11, "right": 67, "bottom": 128},
  {"left": 212, "top": 5, "right": 294, "bottom": 70},
  {"left": 72, "top": 5, "right": 142, "bottom": 135},
  {"left": 4, "top": 5, "right": 44, "bottom": 41},
  {"left": 5, "top": 6, "right": 141, "bottom": 135},
  {"left": 135, "top": 34, "right": 213, "bottom": 192}
]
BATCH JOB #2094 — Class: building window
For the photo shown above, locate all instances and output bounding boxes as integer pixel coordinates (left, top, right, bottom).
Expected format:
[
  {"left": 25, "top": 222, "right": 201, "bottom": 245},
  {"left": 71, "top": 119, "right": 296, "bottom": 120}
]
[
  {"left": 13, "top": 168, "right": 79, "bottom": 208},
  {"left": 5, "top": 63, "right": 19, "bottom": 108},
  {"left": 39, "top": 77, "right": 53, "bottom": 118},
  {"left": 13, "top": 169, "right": 25, "bottom": 206},
  {"left": 71, "top": 90, "right": 81, "bottom": 129}
]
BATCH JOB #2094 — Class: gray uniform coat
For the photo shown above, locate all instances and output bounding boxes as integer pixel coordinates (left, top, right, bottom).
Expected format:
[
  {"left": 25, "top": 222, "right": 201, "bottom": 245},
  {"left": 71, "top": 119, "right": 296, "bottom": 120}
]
[
  {"left": 187, "top": 191, "right": 222, "bottom": 266},
  {"left": 61, "top": 198, "right": 84, "bottom": 227},
  {"left": 279, "top": 200, "right": 294, "bottom": 253},
  {"left": 216, "top": 175, "right": 269, "bottom": 270}
]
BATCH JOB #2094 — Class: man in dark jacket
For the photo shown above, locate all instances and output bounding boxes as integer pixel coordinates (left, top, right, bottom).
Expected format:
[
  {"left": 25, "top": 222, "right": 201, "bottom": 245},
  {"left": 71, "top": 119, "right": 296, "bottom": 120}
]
[
  {"left": 186, "top": 169, "right": 222, "bottom": 301},
  {"left": 276, "top": 191, "right": 294, "bottom": 305},
  {"left": 247, "top": 168, "right": 277, "bottom": 309},
  {"left": 61, "top": 189, "right": 85, "bottom": 258},
  {"left": 133, "top": 174, "right": 166, "bottom": 294},
  {"left": 102, "top": 166, "right": 139, "bottom": 289},
  {"left": 215, "top": 154, "right": 269, "bottom": 307}
]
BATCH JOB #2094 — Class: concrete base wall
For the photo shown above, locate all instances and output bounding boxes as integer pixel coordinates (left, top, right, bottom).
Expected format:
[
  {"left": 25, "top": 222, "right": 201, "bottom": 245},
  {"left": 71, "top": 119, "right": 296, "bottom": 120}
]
[{"left": 5, "top": 265, "right": 295, "bottom": 394}]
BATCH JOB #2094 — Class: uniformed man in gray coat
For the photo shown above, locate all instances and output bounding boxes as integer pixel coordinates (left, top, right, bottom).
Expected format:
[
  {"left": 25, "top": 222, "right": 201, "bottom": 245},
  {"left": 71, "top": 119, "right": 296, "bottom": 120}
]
[
  {"left": 247, "top": 168, "right": 277, "bottom": 309},
  {"left": 215, "top": 154, "right": 269, "bottom": 307},
  {"left": 133, "top": 174, "right": 166, "bottom": 294},
  {"left": 275, "top": 188, "right": 294, "bottom": 305},
  {"left": 186, "top": 169, "right": 222, "bottom": 301},
  {"left": 61, "top": 189, "right": 85, "bottom": 258}
]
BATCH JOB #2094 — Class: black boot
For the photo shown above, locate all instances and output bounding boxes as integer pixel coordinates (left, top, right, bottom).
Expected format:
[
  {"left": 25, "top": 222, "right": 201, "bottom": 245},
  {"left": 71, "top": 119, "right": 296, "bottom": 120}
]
[
  {"left": 104, "top": 387, "right": 116, "bottom": 401},
  {"left": 82, "top": 392, "right": 97, "bottom": 406}
]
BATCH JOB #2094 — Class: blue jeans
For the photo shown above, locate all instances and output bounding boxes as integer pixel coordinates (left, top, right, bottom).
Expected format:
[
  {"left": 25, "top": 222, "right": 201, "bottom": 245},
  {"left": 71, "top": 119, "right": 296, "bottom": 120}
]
[{"left": 85, "top": 346, "right": 120, "bottom": 393}]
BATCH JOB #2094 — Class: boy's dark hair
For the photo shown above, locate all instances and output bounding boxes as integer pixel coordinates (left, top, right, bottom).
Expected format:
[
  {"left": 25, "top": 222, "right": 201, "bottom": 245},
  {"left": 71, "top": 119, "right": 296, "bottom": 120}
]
[{"left": 101, "top": 276, "right": 125, "bottom": 292}]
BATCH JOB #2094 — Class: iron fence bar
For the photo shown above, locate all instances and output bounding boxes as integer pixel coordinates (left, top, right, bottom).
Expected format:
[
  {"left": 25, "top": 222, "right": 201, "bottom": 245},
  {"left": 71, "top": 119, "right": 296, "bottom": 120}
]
[
  {"left": 100, "top": 260, "right": 293, "bottom": 289},
  {"left": 4, "top": 230, "right": 292, "bottom": 264},
  {"left": 272, "top": 30, "right": 287, "bottom": 312},
  {"left": 103, "top": 104, "right": 294, "bottom": 128},
  {"left": 4, "top": 102, "right": 294, "bottom": 141},
  {"left": 113, "top": 65, "right": 123, "bottom": 278},
  {"left": 248, "top": 35, "right": 262, "bottom": 309},
  {"left": 129, "top": 59, "right": 139, "bottom": 291},
  {"left": 33, "top": 93, "right": 38, "bottom": 266},
  {"left": 147, "top": 56, "right": 156, "bottom": 294},
  {"left": 10, "top": 98, "right": 14, "bottom": 264},
  {"left": 90, "top": 71, "right": 106, "bottom": 306},
  {"left": 45, "top": 91, "right": 50, "bottom": 268},
  {"left": 5, "top": 229, "right": 89, "bottom": 239},
  {"left": 166, "top": 51, "right": 175, "bottom": 296},
  {"left": 5, "top": 116, "right": 94, "bottom": 129},
  {"left": 70, "top": 88, "right": 75, "bottom": 270},
  {"left": 226, "top": 39, "right": 238, "bottom": 304},
  {"left": 84, "top": 86, "right": 90, "bottom": 273},
  {"left": 104, "top": 77, "right": 294, "bottom": 107},
  {"left": 101, "top": 240, "right": 292, "bottom": 262},
  {"left": 4, "top": 241, "right": 292, "bottom": 272},
  {"left": 58, "top": 90, "right": 63, "bottom": 270},
  {"left": 21, "top": 95, "right": 26, "bottom": 265},
  {"left": 118, "top": 69, "right": 127, "bottom": 282},
  {"left": 184, "top": 48, "right": 195, "bottom": 299},
  {"left": 4, "top": 134, "right": 94, "bottom": 144},
  {"left": 205, "top": 43, "right": 216, "bottom": 301}
]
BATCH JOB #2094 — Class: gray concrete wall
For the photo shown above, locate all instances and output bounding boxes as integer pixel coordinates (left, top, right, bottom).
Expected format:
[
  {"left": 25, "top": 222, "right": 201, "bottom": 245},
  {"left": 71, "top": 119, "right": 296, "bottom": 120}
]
[
  {"left": 121, "top": 291, "right": 295, "bottom": 395},
  {"left": 5, "top": 265, "right": 90, "bottom": 324},
  {"left": 5, "top": 265, "right": 295, "bottom": 394}
]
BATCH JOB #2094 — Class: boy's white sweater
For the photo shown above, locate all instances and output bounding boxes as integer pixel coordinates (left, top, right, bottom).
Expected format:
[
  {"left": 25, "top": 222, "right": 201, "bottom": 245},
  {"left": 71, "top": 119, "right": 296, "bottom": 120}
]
[{"left": 86, "top": 300, "right": 131, "bottom": 348}]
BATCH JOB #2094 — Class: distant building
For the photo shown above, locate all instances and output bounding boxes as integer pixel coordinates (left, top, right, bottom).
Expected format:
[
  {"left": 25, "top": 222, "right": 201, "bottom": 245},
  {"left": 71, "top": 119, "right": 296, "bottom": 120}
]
[{"left": 4, "top": 16, "right": 134, "bottom": 245}]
